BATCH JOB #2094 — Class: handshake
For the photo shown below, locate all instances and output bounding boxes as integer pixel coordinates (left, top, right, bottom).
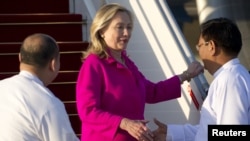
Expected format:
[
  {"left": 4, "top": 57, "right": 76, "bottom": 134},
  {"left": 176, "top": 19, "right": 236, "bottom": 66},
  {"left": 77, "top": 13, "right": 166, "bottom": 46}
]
[
  {"left": 120, "top": 117, "right": 168, "bottom": 141},
  {"left": 148, "top": 118, "right": 167, "bottom": 141}
]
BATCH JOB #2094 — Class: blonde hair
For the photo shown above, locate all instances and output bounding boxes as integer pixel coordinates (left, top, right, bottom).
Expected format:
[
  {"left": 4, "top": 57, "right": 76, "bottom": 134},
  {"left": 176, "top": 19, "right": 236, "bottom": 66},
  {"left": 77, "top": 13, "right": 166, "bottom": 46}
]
[{"left": 82, "top": 3, "right": 134, "bottom": 60}]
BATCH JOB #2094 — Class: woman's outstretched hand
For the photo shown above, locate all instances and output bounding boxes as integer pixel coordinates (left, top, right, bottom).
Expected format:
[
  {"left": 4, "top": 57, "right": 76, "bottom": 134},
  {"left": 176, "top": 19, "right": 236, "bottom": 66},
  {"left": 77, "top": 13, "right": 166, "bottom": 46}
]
[
  {"left": 179, "top": 61, "right": 204, "bottom": 83},
  {"left": 120, "top": 118, "right": 154, "bottom": 141},
  {"left": 186, "top": 61, "right": 204, "bottom": 78}
]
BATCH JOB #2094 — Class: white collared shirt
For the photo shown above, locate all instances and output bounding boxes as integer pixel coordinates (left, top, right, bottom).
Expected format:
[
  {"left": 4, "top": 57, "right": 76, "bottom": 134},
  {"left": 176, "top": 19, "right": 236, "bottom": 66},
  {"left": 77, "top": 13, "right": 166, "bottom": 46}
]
[
  {"left": 0, "top": 71, "right": 79, "bottom": 141},
  {"left": 168, "top": 58, "right": 250, "bottom": 141}
]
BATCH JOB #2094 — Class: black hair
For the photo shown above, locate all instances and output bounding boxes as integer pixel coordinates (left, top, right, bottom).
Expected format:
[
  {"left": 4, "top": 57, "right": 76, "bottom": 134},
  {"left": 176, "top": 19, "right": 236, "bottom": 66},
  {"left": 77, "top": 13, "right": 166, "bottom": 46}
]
[
  {"left": 200, "top": 17, "right": 242, "bottom": 56},
  {"left": 20, "top": 33, "right": 59, "bottom": 68}
]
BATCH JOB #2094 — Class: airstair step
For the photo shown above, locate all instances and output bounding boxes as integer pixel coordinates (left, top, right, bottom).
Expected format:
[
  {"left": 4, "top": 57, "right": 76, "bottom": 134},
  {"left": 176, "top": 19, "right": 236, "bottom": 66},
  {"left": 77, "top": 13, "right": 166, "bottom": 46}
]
[{"left": 0, "top": 0, "right": 69, "bottom": 14}]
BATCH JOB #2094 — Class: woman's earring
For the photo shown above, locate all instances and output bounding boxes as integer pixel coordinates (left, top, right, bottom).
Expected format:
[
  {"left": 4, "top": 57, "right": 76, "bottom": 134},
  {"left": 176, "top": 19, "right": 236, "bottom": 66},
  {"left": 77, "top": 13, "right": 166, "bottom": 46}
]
[{"left": 101, "top": 34, "right": 105, "bottom": 38}]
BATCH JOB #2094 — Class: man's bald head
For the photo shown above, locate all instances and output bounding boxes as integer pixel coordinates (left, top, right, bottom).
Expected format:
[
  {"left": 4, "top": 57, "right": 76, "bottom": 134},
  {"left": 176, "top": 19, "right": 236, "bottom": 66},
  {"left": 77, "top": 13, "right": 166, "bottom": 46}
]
[{"left": 20, "top": 33, "right": 59, "bottom": 68}]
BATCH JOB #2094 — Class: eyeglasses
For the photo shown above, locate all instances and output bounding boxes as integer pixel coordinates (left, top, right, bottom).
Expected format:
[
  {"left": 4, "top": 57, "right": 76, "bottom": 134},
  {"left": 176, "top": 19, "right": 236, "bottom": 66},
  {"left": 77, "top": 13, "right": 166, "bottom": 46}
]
[{"left": 196, "top": 41, "right": 209, "bottom": 51}]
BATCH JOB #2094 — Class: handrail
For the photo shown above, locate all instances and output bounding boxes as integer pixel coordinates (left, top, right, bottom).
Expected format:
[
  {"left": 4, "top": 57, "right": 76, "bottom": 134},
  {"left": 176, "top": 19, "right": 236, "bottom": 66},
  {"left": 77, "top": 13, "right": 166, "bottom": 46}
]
[
  {"left": 158, "top": 0, "right": 209, "bottom": 100},
  {"left": 82, "top": 0, "right": 97, "bottom": 19}
]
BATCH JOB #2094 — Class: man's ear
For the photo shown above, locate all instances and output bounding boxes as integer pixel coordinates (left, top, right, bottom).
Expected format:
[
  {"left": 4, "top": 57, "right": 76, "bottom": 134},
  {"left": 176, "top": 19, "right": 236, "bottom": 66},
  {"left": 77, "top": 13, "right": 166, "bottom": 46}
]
[
  {"left": 18, "top": 53, "right": 21, "bottom": 62},
  {"left": 50, "top": 58, "right": 56, "bottom": 71},
  {"left": 209, "top": 40, "right": 216, "bottom": 55}
]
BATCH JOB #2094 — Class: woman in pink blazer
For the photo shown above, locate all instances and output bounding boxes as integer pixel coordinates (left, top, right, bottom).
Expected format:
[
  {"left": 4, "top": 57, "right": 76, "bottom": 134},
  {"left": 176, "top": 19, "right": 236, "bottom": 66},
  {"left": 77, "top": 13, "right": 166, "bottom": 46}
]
[{"left": 76, "top": 3, "right": 203, "bottom": 141}]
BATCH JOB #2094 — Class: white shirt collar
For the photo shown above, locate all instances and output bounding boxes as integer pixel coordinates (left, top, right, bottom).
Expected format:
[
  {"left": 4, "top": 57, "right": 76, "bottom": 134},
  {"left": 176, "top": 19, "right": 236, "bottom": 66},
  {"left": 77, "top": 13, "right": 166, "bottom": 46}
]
[
  {"left": 213, "top": 58, "right": 240, "bottom": 78},
  {"left": 19, "top": 70, "right": 44, "bottom": 86}
]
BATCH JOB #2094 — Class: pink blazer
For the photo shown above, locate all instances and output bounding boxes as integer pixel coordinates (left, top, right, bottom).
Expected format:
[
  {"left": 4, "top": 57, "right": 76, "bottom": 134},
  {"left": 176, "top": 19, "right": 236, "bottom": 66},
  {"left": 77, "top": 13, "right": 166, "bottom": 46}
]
[{"left": 76, "top": 52, "right": 181, "bottom": 141}]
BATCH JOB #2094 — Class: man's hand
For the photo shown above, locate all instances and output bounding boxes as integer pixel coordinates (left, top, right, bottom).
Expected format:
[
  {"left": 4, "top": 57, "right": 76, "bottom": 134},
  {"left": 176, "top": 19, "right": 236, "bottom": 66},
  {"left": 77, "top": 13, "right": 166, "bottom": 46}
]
[{"left": 152, "top": 118, "right": 167, "bottom": 141}]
